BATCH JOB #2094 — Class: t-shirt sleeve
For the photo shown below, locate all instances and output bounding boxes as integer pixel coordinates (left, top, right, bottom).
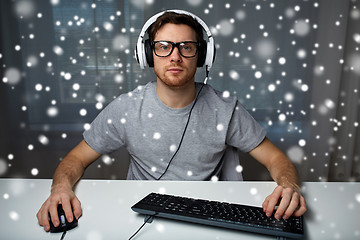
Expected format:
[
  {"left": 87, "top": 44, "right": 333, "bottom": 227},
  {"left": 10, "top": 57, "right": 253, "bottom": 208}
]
[
  {"left": 83, "top": 99, "right": 125, "bottom": 155},
  {"left": 226, "top": 101, "right": 267, "bottom": 152}
]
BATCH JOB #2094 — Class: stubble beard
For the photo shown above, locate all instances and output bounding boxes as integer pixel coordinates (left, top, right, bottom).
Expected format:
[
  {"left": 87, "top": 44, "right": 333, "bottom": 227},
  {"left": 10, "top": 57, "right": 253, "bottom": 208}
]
[
  {"left": 159, "top": 76, "right": 190, "bottom": 89},
  {"left": 155, "top": 67, "right": 196, "bottom": 89}
]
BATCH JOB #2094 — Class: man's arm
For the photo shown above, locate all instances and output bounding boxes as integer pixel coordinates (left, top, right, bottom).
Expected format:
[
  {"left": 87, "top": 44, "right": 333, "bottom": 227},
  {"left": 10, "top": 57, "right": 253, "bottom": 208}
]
[
  {"left": 249, "top": 137, "right": 307, "bottom": 220},
  {"left": 37, "top": 139, "right": 101, "bottom": 231}
]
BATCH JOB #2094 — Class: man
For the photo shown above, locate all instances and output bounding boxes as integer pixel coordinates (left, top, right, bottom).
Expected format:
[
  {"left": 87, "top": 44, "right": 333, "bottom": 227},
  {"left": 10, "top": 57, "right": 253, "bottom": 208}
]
[{"left": 37, "top": 11, "right": 306, "bottom": 232}]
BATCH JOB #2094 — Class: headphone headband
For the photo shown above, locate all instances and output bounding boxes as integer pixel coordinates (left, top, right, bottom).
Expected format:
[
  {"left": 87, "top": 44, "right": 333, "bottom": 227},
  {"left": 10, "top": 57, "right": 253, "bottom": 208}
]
[{"left": 135, "top": 9, "right": 215, "bottom": 70}]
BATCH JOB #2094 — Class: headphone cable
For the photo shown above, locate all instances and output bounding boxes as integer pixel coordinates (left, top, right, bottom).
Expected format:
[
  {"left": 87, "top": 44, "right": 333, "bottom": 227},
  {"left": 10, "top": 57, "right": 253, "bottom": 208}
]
[
  {"left": 156, "top": 82, "right": 205, "bottom": 180},
  {"left": 130, "top": 73, "right": 209, "bottom": 240},
  {"left": 128, "top": 82, "right": 206, "bottom": 239}
]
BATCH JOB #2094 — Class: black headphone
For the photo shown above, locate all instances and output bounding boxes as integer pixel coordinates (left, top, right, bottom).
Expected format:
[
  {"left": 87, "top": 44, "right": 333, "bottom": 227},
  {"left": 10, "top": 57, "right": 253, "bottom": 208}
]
[{"left": 135, "top": 10, "right": 216, "bottom": 70}]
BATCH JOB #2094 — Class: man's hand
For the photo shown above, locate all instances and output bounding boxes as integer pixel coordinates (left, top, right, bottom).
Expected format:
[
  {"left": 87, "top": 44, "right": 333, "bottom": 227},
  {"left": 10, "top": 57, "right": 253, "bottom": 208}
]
[
  {"left": 36, "top": 185, "right": 82, "bottom": 232},
  {"left": 262, "top": 185, "right": 306, "bottom": 220},
  {"left": 36, "top": 140, "right": 100, "bottom": 231}
]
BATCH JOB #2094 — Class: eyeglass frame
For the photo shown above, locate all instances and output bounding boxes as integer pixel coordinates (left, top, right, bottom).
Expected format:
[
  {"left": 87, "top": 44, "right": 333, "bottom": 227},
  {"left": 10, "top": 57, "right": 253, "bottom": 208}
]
[{"left": 151, "top": 40, "right": 200, "bottom": 58}]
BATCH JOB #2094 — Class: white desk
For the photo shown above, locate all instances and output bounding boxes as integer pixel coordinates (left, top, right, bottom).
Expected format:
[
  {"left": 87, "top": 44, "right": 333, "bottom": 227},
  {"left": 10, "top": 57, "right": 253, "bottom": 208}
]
[{"left": 0, "top": 179, "right": 359, "bottom": 240}]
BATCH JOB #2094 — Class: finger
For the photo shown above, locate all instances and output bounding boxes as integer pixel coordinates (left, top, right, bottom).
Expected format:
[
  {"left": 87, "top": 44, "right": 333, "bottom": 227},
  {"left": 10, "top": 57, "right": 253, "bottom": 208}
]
[
  {"left": 37, "top": 202, "right": 51, "bottom": 231},
  {"left": 274, "top": 188, "right": 293, "bottom": 219},
  {"left": 62, "top": 200, "right": 74, "bottom": 223},
  {"left": 282, "top": 192, "right": 300, "bottom": 219},
  {"left": 262, "top": 196, "right": 270, "bottom": 213},
  {"left": 266, "top": 186, "right": 283, "bottom": 217},
  {"left": 49, "top": 202, "right": 60, "bottom": 227},
  {"left": 293, "top": 196, "right": 307, "bottom": 217},
  {"left": 71, "top": 197, "right": 82, "bottom": 220},
  {"left": 36, "top": 203, "right": 46, "bottom": 225}
]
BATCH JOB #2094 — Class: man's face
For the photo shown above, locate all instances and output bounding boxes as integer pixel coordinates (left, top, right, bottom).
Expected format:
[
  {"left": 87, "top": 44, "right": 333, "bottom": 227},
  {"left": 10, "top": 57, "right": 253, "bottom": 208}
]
[{"left": 153, "top": 23, "right": 198, "bottom": 88}]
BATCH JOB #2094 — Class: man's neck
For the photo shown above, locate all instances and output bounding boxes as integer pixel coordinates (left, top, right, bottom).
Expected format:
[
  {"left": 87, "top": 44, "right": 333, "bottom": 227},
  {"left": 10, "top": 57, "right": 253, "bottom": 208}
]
[{"left": 156, "top": 80, "right": 197, "bottom": 109}]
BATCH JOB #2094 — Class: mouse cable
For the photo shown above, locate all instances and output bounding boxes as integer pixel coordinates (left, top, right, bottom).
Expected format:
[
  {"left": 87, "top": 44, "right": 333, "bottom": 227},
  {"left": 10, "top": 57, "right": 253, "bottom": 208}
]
[
  {"left": 156, "top": 83, "right": 205, "bottom": 180},
  {"left": 128, "top": 215, "right": 156, "bottom": 240},
  {"left": 60, "top": 231, "right": 66, "bottom": 240}
]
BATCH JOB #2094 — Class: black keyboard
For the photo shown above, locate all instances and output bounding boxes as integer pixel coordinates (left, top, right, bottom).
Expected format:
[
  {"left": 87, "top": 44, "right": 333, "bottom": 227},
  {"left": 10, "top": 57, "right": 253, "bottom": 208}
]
[{"left": 131, "top": 192, "right": 304, "bottom": 239}]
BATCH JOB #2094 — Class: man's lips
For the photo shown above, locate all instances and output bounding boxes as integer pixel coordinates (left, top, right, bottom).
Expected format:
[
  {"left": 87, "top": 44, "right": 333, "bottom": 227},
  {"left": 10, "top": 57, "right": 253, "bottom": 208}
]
[{"left": 167, "top": 68, "right": 183, "bottom": 73}]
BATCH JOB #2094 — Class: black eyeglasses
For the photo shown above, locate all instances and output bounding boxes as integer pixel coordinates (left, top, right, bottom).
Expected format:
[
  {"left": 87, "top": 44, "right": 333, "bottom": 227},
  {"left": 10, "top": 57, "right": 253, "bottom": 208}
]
[{"left": 151, "top": 41, "right": 199, "bottom": 58}]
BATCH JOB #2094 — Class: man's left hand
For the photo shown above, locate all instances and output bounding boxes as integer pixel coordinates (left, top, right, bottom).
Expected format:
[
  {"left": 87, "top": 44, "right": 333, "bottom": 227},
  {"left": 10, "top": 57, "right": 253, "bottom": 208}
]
[{"left": 262, "top": 185, "right": 307, "bottom": 220}]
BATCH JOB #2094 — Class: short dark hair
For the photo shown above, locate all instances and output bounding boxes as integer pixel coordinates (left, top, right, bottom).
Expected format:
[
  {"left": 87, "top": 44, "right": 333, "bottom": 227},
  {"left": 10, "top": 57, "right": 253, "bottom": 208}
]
[{"left": 148, "top": 11, "right": 204, "bottom": 43}]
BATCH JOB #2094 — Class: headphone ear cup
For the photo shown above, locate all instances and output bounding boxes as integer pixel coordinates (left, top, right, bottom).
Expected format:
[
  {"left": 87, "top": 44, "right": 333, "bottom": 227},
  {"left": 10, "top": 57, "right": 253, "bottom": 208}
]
[
  {"left": 197, "top": 40, "right": 207, "bottom": 67},
  {"left": 144, "top": 39, "right": 154, "bottom": 68}
]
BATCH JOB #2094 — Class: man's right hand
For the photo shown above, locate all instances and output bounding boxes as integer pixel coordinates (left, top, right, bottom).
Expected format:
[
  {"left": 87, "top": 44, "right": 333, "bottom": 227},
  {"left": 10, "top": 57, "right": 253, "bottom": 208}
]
[
  {"left": 36, "top": 185, "right": 82, "bottom": 232},
  {"left": 36, "top": 140, "right": 100, "bottom": 231}
]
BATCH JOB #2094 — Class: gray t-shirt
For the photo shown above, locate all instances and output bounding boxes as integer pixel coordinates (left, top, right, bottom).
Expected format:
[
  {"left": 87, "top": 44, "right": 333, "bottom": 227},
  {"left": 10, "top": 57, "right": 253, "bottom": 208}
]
[{"left": 83, "top": 81, "right": 266, "bottom": 180}]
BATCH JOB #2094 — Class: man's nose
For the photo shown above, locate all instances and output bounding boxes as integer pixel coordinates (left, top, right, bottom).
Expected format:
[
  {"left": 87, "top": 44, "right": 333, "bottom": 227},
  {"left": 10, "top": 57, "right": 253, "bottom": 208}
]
[{"left": 170, "top": 46, "right": 182, "bottom": 62}]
